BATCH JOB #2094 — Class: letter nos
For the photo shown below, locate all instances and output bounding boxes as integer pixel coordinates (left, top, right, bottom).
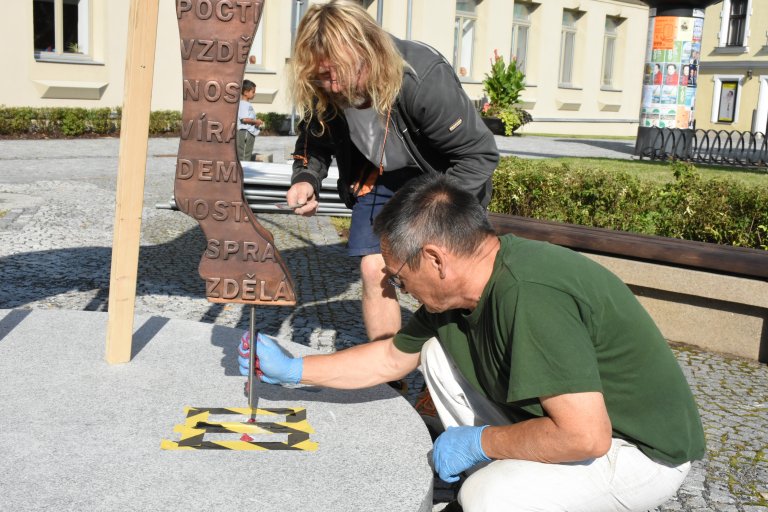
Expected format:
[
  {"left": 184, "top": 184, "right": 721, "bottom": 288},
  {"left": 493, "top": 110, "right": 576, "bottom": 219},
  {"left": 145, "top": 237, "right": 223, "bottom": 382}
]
[{"left": 183, "top": 80, "right": 239, "bottom": 103}]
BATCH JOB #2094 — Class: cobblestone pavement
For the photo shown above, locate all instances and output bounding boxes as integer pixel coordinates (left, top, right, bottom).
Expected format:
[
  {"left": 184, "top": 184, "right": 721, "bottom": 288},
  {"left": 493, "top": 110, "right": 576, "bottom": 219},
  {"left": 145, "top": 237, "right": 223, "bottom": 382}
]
[{"left": 0, "top": 137, "right": 765, "bottom": 511}]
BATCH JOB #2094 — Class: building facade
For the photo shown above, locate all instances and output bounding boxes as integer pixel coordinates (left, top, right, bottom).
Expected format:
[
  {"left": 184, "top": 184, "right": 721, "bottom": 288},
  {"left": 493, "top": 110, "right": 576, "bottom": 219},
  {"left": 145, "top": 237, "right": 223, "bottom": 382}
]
[
  {"left": 695, "top": 0, "right": 768, "bottom": 133},
  {"left": 4, "top": 0, "right": 651, "bottom": 136}
]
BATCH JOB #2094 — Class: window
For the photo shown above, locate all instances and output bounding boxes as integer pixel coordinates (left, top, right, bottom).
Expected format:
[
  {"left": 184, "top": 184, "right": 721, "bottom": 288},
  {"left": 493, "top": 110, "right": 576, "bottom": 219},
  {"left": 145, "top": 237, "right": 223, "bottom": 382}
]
[
  {"left": 727, "top": 0, "right": 747, "bottom": 46},
  {"left": 559, "top": 10, "right": 579, "bottom": 86},
  {"left": 711, "top": 75, "right": 744, "bottom": 124},
  {"left": 246, "top": 14, "right": 265, "bottom": 69},
  {"left": 34, "top": 0, "right": 90, "bottom": 58},
  {"left": 511, "top": 3, "right": 532, "bottom": 74},
  {"left": 602, "top": 17, "right": 621, "bottom": 87},
  {"left": 718, "top": 0, "right": 752, "bottom": 48},
  {"left": 453, "top": 0, "right": 478, "bottom": 78}
]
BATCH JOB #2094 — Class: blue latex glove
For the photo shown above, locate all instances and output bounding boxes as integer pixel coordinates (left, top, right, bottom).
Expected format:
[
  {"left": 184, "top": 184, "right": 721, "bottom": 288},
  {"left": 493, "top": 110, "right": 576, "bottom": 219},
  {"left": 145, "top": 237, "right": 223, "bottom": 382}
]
[
  {"left": 238, "top": 331, "right": 303, "bottom": 385},
  {"left": 433, "top": 425, "right": 491, "bottom": 483},
  {"left": 237, "top": 331, "right": 253, "bottom": 376}
]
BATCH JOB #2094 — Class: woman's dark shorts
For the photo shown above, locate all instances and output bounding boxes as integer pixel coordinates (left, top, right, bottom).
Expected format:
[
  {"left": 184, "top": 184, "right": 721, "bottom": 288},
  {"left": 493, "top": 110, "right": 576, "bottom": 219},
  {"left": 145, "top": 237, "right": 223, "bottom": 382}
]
[{"left": 347, "top": 168, "right": 420, "bottom": 257}]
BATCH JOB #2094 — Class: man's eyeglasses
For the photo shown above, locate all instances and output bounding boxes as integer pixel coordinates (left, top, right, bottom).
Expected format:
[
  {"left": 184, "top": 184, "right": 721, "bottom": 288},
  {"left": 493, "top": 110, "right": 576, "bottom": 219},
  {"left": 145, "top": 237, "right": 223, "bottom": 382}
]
[{"left": 387, "top": 258, "right": 409, "bottom": 290}]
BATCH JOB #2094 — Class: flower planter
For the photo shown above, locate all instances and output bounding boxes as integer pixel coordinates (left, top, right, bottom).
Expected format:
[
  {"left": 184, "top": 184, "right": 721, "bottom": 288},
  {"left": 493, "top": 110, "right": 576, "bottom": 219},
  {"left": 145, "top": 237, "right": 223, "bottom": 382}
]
[{"left": 482, "top": 116, "right": 506, "bottom": 136}]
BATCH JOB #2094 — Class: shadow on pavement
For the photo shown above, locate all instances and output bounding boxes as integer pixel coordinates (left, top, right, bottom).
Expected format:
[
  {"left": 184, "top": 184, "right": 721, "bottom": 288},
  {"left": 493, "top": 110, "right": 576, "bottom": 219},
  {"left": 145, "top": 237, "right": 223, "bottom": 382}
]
[
  {"left": 553, "top": 138, "right": 635, "bottom": 155},
  {"left": 0, "top": 223, "right": 387, "bottom": 370}
]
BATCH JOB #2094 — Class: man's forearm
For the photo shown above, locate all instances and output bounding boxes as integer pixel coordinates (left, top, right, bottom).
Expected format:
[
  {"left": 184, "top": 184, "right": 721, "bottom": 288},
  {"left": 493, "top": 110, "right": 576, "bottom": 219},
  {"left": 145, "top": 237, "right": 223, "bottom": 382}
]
[
  {"left": 300, "top": 339, "right": 419, "bottom": 389},
  {"left": 482, "top": 392, "right": 613, "bottom": 464},
  {"left": 481, "top": 417, "right": 608, "bottom": 464}
]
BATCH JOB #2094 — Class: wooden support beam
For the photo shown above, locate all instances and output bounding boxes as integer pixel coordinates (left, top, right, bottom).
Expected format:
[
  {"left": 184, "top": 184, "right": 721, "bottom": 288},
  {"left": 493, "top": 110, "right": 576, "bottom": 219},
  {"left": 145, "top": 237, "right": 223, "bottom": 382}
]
[{"left": 105, "top": 0, "right": 160, "bottom": 364}]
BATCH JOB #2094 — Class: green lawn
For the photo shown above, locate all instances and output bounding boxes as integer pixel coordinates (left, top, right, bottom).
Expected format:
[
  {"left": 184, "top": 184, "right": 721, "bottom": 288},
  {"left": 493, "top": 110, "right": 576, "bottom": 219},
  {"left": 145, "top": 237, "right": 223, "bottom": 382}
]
[{"left": 548, "top": 157, "right": 768, "bottom": 188}]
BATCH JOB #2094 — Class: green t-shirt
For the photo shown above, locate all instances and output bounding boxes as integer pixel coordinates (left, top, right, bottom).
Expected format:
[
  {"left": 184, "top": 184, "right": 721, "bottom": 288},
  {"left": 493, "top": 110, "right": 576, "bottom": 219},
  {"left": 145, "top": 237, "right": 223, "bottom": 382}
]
[{"left": 395, "top": 234, "right": 705, "bottom": 464}]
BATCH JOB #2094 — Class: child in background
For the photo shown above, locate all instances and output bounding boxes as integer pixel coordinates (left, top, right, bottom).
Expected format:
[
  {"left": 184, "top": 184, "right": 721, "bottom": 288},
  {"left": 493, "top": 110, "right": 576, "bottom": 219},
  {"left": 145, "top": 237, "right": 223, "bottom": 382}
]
[{"left": 237, "top": 80, "right": 263, "bottom": 161}]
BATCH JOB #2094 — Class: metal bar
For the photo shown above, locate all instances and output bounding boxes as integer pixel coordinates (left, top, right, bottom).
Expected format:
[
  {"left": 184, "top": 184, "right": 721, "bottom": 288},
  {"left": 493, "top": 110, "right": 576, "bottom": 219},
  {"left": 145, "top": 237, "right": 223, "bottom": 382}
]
[
  {"left": 243, "top": 190, "right": 343, "bottom": 201},
  {"left": 636, "top": 127, "right": 768, "bottom": 169},
  {"left": 248, "top": 305, "right": 258, "bottom": 419}
]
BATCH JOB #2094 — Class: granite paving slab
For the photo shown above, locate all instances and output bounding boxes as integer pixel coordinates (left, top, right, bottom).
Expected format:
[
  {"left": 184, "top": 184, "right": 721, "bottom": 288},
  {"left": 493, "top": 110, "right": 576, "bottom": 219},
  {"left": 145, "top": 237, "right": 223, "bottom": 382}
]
[
  {"left": 0, "top": 309, "right": 434, "bottom": 512},
  {"left": 0, "top": 137, "right": 766, "bottom": 511}
]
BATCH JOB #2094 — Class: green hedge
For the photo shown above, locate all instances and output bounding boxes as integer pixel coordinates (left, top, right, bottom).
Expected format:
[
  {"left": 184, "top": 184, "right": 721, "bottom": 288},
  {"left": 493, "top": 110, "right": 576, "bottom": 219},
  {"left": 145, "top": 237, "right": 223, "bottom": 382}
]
[
  {"left": 489, "top": 157, "right": 768, "bottom": 250},
  {"left": 0, "top": 106, "right": 184, "bottom": 137},
  {"left": 0, "top": 106, "right": 290, "bottom": 137},
  {"left": 255, "top": 112, "right": 288, "bottom": 134}
]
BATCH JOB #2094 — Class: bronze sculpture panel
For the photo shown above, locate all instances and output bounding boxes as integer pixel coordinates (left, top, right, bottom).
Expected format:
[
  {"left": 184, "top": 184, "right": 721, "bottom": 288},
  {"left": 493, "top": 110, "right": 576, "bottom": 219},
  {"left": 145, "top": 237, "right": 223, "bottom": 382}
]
[{"left": 175, "top": 0, "right": 296, "bottom": 306}]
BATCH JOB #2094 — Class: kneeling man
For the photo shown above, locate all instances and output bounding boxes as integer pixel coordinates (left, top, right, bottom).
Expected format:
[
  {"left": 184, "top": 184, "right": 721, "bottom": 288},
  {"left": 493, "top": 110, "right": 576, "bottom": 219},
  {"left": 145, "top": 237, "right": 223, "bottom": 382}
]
[{"left": 247, "top": 174, "right": 705, "bottom": 512}]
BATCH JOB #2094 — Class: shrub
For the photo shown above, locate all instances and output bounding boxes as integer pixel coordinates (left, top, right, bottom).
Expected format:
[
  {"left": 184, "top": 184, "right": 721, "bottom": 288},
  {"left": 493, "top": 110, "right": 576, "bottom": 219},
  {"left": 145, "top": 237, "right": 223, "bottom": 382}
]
[
  {"left": 0, "top": 107, "right": 291, "bottom": 137},
  {"left": 86, "top": 108, "right": 117, "bottom": 135},
  {"left": 0, "top": 106, "right": 175, "bottom": 137},
  {"left": 496, "top": 107, "right": 533, "bottom": 137},
  {"left": 0, "top": 106, "right": 37, "bottom": 135},
  {"left": 59, "top": 108, "right": 89, "bottom": 136},
  {"left": 255, "top": 112, "right": 288, "bottom": 135},
  {"left": 483, "top": 49, "right": 525, "bottom": 108},
  {"left": 490, "top": 157, "right": 768, "bottom": 250},
  {"left": 481, "top": 50, "right": 531, "bottom": 135},
  {"left": 148, "top": 110, "right": 182, "bottom": 135},
  {"left": 653, "top": 161, "right": 768, "bottom": 247}
]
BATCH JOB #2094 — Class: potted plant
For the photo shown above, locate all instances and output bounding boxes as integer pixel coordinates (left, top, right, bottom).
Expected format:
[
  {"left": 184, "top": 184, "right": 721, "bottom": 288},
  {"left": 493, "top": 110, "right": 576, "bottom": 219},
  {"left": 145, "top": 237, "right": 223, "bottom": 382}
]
[{"left": 481, "top": 50, "right": 532, "bottom": 136}]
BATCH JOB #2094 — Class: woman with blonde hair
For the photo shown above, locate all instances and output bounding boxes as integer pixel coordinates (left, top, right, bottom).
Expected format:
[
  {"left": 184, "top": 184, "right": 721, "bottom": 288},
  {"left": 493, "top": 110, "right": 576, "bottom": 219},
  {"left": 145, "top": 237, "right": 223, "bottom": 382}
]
[
  {"left": 289, "top": 0, "right": 404, "bottom": 130},
  {"left": 246, "top": 0, "right": 498, "bottom": 407}
]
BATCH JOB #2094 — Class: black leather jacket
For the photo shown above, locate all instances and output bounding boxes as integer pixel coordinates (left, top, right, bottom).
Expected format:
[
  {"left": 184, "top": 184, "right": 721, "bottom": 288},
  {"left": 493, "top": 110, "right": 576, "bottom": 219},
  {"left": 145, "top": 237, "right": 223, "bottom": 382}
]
[{"left": 291, "top": 37, "right": 499, "bottom": 208}]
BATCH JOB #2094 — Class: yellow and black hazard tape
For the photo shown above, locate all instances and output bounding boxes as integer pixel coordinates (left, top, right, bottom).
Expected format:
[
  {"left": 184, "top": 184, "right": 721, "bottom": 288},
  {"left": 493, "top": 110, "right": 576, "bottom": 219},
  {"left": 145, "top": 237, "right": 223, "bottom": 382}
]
[{"left": 161, "top": 406, "right": 318, "bottom": 451}]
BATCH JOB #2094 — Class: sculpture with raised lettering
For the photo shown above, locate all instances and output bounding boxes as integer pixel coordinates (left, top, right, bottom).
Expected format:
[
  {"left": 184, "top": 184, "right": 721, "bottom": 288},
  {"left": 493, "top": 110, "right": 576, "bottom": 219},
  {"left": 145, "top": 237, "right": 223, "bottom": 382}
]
[{"left": 175, "top": 0, "right": 296, "bottom": 305}]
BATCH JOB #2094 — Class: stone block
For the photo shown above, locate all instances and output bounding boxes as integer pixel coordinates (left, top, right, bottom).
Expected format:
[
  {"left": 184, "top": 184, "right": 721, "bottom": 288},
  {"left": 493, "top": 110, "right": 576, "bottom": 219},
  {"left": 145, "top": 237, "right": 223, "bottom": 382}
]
[
  {"left": 0, "top": 309, "right": 433, "bottom": 512},
  {"left": 582, "top": 253, "right": 768, "bottom": 362}
]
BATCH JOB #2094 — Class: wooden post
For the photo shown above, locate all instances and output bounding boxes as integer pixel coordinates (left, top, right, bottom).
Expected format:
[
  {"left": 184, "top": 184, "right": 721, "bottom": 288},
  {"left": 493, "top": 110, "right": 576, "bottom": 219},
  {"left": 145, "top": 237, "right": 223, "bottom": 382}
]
[{"left": 105, "top": 0, "right": 160, "bottom": 364}]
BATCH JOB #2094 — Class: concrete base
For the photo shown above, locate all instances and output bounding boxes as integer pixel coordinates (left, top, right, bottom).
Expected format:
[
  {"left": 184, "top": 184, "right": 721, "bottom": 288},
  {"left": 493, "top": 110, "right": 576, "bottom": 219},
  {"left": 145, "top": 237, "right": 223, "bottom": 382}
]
[
  {"left": 253, "top": 152, "right": 274, "bottom": 162},
  {"left": 584, "top": 254, "right": 768, "bottom": 362},
  {"left": 0, "top": 309, "right": 433, "bottom": 512}
]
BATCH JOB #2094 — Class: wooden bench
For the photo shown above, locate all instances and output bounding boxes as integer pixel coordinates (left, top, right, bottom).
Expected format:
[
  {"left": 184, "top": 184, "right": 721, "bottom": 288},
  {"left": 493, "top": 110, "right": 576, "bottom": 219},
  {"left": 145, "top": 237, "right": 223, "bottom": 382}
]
[{"left": 488, "top": 214, "right": 768, "bottom": 363}]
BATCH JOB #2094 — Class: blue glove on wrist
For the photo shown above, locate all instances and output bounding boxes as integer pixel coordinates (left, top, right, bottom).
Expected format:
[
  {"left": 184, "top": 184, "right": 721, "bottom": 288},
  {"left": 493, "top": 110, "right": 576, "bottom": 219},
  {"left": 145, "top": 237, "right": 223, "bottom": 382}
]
[
  {"left": 237, "top": 331, "right": 303, "bottom": 385},
  {"left": 433, "top": 425, "right": 491, "bottom": 483},
  {"left": 238, "top": 331, "right": 253, "bottom": 376}
]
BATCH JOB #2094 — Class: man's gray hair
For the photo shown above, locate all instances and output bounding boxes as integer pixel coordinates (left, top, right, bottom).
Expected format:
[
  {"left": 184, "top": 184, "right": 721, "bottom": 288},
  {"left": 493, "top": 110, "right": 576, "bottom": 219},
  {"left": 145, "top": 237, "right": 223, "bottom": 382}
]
[{"left": 373, "top": 174, "right": 495, "bottom": 268}]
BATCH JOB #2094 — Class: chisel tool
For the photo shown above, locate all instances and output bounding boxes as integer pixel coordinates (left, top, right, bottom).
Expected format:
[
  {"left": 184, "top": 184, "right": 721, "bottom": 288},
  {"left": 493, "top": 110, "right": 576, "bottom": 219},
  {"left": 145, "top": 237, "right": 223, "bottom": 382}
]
[{"left": 248, "top": 305, "right": 258, "bottom": 422}]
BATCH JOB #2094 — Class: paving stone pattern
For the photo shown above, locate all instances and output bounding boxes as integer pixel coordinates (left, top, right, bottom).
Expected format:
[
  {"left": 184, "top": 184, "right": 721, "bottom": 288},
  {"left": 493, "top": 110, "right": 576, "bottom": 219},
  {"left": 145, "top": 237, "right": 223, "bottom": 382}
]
[{"left": 0, "top": 137, "right": 765, "bottom": 511}]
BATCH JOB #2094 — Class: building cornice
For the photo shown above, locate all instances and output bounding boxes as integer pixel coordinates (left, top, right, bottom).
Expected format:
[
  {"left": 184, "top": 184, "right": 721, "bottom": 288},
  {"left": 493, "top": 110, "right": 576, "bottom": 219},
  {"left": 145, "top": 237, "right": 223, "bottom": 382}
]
[{"left": 699, "top": 60, "right": 768, "bottom": 71}]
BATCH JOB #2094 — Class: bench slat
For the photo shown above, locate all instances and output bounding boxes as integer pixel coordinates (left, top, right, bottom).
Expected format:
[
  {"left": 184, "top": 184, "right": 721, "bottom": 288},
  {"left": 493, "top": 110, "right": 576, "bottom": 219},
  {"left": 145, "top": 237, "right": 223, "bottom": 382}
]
[{"left": 488, "top": 214, "right": 768, "bottom": 280}]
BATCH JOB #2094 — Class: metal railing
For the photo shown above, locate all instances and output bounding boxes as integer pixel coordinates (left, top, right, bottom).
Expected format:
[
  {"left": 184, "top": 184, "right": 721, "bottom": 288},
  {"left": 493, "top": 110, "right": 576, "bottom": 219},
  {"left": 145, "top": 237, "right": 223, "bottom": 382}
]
[
  {"left": 635, "top": 127, "right": 768, "bottom": 168},
  {"left": 158, "top": 161, "right": 352, "bottom": 217}
]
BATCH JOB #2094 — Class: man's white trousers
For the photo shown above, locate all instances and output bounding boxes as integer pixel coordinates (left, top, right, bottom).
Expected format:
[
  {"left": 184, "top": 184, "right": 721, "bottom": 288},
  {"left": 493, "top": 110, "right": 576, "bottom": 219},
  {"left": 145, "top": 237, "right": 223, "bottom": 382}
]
[{"left": 420, "top": 338, "right": 691, "bottom": 512}]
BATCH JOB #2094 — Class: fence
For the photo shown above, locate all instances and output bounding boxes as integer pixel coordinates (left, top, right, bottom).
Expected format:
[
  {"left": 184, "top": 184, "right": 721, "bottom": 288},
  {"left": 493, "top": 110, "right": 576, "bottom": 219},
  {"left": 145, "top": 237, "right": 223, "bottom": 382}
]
[{"left": 634, "top": 127, "right": 768, "bottom": 168}]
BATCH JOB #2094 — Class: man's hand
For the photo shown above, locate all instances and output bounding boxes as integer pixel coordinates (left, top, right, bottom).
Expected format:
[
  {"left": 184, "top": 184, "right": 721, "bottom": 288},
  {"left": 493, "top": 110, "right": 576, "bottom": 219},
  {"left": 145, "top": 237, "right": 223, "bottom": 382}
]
[
  {"left": 433, "top": 426, "right": 491, "bottom": 483},
  {"left": 286, "top": 182, "right": 318, "bottom": 216},
  {"left": 238, "top": 332, "right": 303, "bottom": 385}
]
